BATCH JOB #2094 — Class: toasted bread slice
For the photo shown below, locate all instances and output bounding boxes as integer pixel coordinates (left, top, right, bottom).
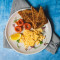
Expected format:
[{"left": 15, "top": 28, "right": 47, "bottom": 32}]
[
  {"left": 37, "top": 7, "right": 48, "bottom": 23},
  {"left": 36, "top": 22, "right": 47, "bottom": 28},
  {"left": 36, "top": 6, "right": 48, "bottom": 28},
  {"left": 18, "top": 10, "right": 33, "bottom": 23},
  {"left": 23, "top": 9, "right": 32, "bottom": 20},
  {"left": 31, "top": 6, "right": 38, "bottom": 28}
]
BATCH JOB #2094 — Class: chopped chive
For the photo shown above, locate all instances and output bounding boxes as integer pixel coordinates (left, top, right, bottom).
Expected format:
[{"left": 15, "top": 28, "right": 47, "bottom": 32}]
[
  {"left": 17, "top": 39, "right": 20, "bottom": 43},
  {"left": 40, "top": 41, "right": 43, "bottom": 44}
]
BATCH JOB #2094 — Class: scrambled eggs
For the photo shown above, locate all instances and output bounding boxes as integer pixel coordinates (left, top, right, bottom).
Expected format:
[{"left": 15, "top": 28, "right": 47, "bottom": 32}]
[{"left": 19, "top": 28, "right": 45, "bottom": 48}]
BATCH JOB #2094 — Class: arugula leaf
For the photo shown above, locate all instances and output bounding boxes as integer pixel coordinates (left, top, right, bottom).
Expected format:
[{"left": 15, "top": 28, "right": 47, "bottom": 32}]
[
  {"left": 40, "top": 41, "right": 43, "bottom": 44},
  {"left": 17, "top": 39, "right": 20, "bottom": 43}
]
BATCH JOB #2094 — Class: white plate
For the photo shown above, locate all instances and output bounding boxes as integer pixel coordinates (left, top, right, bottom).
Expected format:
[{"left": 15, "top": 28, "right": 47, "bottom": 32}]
[{"left": 5, "top": 8, "right": 52, "bottom": 54}]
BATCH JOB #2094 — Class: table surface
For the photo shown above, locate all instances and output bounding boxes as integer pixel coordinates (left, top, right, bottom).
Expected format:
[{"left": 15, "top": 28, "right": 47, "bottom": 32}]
[{"left": 0, "top": 0, "right": 60, "bottom": 60}]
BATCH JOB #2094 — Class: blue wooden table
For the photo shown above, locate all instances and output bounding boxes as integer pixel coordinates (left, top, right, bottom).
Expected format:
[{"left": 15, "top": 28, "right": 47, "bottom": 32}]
[{"left": 0, "top": 0, "right": 60, "bottom": 60}]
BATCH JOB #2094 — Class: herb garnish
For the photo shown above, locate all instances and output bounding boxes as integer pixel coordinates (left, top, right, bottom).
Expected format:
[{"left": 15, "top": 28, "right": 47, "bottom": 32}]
[
  {"left": 40, "top": 41, "right": 43, "bottom": 44},
  {"left": 17, "top": 39, "right": 20, "bottom": 43}
]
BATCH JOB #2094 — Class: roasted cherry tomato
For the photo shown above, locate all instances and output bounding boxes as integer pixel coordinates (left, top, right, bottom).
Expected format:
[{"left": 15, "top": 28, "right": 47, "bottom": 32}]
[
  {"left": 15, "top": 26, "right": 22, "bottom": 32},
  {"left": 16, "top": 19, "right": 24, "bottom": 26},
  {"left": 24, "top": 23, "right": 31, "bottom": 30}
]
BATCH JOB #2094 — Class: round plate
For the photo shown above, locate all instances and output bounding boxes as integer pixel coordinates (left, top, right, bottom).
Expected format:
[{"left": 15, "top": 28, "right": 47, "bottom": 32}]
[{"left": 5, "top": 8, "right": 52, "bottom": 54}]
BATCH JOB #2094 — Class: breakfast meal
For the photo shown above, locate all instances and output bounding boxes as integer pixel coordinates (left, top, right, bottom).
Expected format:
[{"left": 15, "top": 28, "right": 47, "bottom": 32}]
[{"left": 10, "top": 6, "right": 48, "bottom": 50}]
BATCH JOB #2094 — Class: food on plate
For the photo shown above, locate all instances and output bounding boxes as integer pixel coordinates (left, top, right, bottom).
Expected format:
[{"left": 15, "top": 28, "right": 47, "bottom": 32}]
[
  {"left": 10, "top": 33, "right": 20, "bottom": 40},
  {"left": 18, "top": 10, "right": 33, "bottom": 23},
  {"left": 18, "top": 6, "right": 48, "bottom": 29},
  {"left": 16, "top": 19, "right": 24, "bottom": 26},
  {"left": 15, "top": 26, "right": 22, "bottom": 32},
  {"left": 14, "top": 18, "right": 32, "bottom": 32},
  {"left": 10, "top": 6, "right": 47, "bottom": 50},
  {"left": 23, "top": 9, "right": 32, "bottom": 21},
  {"left": 36, "top": 7, "right": 48, "bottom": 28},
  {"left": 37, "top": 7, "right": 48, "bottom": 23},
  {"left": 19, "top": 28, "right": 45, "bottom": 48},
  {"left": 24, "top": 23, "right": 31, "bottom": 30},
  {"left": 10, "top": 27, "right": 45, "bottom": 48}
]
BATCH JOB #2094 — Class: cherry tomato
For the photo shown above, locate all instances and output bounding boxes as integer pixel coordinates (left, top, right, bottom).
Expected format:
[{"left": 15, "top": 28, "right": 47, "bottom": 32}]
[
  {"left": 16, "top": 19, "right": 24, "bottom": 26},
  {"left": 15, "top": 26, "right": 22, "bottom": 32},
  {"left": 24, "top": 23, "right": 31, "bottom": 30}
]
